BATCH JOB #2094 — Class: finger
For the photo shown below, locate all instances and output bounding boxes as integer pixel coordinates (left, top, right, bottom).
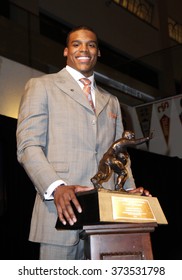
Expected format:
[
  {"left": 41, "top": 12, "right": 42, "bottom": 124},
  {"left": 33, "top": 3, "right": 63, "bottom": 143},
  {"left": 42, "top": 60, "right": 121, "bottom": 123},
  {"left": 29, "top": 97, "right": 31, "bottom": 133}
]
[
  {"left": 57, "top": 208, "right": 67, "bottom": 225},
  {"left": 129, "top": 187, "right": 143, "bottom": 194},
  {"left": 143, "top": 190, "right": 152, "bottom": 197},
  {"left": 57, "top": 202, "right": 77, "bottom": 226},
  {"left": 73, "top": 186, "right": 94, "bottom": 212},
  {"left": 62, "top": 203, "right": 77, "bottom": 226},
  {"left": 55, "top": 193, "right": 75, "bottom": 225},
  {"left": 74, "top": 185, "right": 94, "bottom": 193},
  {"left": 71, "top": 196, "right": 82, "bottom": 214}
]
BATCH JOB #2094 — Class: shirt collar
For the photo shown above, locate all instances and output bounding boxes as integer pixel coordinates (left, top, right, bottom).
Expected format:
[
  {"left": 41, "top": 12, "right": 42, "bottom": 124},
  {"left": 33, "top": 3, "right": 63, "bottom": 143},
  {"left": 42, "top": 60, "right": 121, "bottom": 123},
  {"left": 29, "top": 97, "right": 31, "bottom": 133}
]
[{"left": 66, "top": 65, "right": 94, "bottom": 85}]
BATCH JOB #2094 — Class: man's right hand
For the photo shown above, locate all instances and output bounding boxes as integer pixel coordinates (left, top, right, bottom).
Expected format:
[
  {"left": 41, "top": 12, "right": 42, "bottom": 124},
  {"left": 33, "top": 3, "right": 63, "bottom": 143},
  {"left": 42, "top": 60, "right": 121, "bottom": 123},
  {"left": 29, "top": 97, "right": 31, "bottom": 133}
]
[{"left": 54, "top": 185, "right": 94, "bottom": 226}]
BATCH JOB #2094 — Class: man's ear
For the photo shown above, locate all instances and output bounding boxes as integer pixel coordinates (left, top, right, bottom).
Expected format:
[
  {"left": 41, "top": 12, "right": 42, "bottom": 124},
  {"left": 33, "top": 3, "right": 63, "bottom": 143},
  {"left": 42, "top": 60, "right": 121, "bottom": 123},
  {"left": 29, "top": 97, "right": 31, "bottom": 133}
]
[
  {"left": 63, "top": 48, "right": 68, "bottom": 57},
  {"left": 98, "top": 49, "right": 101, "bottom": 57}
]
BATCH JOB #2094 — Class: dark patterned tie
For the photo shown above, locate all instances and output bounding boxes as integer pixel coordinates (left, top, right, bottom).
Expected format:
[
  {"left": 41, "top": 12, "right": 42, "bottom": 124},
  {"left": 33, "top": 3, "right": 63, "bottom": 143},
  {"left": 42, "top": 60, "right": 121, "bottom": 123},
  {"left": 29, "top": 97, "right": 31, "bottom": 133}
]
[{"left": 79, "top": 78, "right": 95, "bottom": 112}]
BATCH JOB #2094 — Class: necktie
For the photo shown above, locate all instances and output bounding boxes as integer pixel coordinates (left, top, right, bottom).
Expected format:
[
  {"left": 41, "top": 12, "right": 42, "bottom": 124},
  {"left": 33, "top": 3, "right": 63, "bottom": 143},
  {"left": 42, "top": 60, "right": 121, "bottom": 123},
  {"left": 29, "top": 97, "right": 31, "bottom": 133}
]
[{"left": 79, "top": 78, "right": 95, "bottom": 112}]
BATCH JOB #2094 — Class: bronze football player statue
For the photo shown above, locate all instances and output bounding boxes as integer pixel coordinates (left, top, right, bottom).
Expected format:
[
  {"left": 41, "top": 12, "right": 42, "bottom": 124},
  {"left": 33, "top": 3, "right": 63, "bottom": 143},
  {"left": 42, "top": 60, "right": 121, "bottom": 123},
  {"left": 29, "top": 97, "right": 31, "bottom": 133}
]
[{"left": 91, "top": 130, "right": 152, "bottom": 192}]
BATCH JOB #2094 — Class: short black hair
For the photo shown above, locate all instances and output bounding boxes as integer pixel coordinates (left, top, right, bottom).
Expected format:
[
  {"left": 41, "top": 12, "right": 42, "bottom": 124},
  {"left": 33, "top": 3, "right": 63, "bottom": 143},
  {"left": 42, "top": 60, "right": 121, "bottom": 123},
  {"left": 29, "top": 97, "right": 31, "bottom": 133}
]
[{"left": 66, "top": 25, "right": 99, "bottom": 47}]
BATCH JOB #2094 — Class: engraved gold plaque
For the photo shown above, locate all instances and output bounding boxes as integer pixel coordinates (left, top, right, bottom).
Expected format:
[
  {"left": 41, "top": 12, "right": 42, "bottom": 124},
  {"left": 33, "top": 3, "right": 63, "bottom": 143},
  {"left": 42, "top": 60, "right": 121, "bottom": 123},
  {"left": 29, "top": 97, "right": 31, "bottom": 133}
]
[
  {"left": 112, "top": 196, "right": 155, "bottom": 221},
  {"left": 98, "top": 190, "right": 168, "bottom": 224}
]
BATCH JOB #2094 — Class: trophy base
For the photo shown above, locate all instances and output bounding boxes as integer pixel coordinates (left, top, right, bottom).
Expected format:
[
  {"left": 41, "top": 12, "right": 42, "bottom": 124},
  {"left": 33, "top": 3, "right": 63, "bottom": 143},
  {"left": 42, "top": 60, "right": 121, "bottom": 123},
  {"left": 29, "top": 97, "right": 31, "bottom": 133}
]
[{"left": 55, "top": 188, "right": 167, "bottom": 230}]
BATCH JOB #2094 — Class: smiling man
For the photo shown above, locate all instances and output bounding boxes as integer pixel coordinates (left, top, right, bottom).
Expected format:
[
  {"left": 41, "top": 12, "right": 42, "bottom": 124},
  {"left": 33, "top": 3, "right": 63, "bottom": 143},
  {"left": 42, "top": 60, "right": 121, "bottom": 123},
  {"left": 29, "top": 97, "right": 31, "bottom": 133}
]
[
  {"left": 64, "top": 27, "right": 100, "bottom": 76},
  {"left": 16, "top": 25, "right": 151, "bottom": 260}
]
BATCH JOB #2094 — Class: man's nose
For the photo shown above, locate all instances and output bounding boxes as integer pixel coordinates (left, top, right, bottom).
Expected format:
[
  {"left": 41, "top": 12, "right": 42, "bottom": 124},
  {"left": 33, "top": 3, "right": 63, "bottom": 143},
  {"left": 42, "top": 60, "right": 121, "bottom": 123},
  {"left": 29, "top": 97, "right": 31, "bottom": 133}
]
[{"left": 79, "top": 44, "right": 88, "bottom": 52}]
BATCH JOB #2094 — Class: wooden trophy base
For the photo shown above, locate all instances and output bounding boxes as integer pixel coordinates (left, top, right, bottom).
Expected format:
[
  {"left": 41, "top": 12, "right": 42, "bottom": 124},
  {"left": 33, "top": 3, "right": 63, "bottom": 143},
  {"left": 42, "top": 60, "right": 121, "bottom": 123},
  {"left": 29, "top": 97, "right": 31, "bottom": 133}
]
[
  {"left": 55, "top": 188, "right": 167, "bottom": 260},
  {"left": 81, "top": 222, "right": 157, "bottom": 260}
]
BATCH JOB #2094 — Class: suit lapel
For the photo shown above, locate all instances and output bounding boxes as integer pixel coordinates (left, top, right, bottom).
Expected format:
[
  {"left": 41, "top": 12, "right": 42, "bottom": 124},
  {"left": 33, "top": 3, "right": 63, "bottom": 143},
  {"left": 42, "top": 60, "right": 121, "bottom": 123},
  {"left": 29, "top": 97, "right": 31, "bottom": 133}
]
[
  {"left": 54, "top": 68, "right": 110, "bottom": 114},
  {"left": 54, "top": 68, "right": 92, "bottom": 111},
  {"left": 95, "top": 86, "right": 110, "bottom": 116}
]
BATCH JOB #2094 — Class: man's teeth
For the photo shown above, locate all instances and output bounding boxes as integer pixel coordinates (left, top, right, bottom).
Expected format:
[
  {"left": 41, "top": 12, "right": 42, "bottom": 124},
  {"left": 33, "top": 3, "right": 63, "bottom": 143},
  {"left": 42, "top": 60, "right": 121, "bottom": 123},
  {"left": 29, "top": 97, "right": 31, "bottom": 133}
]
[{"left": 77, "top": 57, "right": 89, "bottom": 60}]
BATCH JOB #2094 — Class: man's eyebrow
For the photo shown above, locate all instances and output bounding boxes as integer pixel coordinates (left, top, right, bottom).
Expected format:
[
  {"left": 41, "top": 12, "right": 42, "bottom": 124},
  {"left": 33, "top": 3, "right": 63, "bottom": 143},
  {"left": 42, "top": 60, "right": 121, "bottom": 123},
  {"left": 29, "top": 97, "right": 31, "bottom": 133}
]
[{"left": 71, "top": 40, "right": 97, "bottom": 44}]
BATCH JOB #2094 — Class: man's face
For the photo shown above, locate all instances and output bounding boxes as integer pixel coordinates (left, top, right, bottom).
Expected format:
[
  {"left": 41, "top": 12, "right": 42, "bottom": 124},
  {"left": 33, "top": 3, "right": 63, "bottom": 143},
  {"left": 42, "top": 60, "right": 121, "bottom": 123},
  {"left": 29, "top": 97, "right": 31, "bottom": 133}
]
[{"left": 64, "top": 29, "right": 100, "bottom": 77}]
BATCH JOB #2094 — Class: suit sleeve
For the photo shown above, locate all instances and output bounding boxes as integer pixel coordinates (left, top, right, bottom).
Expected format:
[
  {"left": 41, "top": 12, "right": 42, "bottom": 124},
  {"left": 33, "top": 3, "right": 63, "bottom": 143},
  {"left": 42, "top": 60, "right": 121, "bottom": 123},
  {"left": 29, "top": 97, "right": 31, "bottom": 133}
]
[{"left": 16, "top": 77, "right": 62, "bottom": 199}]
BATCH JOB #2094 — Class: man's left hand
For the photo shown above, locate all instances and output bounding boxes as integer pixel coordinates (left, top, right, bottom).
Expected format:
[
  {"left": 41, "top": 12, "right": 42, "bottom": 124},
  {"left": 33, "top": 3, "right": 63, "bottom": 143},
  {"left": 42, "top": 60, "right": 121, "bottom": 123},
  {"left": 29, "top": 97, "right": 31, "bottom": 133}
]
[{"left": 128, "top": 186, "right": 152, "bottom": 196}]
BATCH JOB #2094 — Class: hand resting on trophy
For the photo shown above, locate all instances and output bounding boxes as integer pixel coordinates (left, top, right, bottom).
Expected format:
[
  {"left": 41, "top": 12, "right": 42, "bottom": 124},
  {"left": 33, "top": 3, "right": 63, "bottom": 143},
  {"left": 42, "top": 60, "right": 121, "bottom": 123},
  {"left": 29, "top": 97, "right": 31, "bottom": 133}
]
[{"left": 91, "top": 130, "right": 153, "bottom": 192}]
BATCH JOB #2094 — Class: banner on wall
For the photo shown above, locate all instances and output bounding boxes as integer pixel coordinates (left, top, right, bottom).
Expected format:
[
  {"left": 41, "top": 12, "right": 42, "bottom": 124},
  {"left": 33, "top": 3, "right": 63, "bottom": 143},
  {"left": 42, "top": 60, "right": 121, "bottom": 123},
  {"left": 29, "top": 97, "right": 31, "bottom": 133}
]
[
  {"left": 131, "top": 94, "right": 182, "bottom": 158},
  {"left": 168, "top": 95, "right": 182, "bottom": 157},
  {"left": 173, "top": 95, "right": 182, "bottom": 125},
  {"left": 136, "top": 104, "right": 153, "bottom": 139},
  {"left": 155, "top": 99, "right": 172, "bottom": 145}
]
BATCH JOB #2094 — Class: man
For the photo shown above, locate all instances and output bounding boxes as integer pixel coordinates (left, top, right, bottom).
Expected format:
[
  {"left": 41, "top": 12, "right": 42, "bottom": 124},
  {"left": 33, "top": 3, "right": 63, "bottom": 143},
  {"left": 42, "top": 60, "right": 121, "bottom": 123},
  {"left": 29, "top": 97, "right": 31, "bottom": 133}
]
[{"left": 16, "top": 26, "right": 151, "bottom": 260}]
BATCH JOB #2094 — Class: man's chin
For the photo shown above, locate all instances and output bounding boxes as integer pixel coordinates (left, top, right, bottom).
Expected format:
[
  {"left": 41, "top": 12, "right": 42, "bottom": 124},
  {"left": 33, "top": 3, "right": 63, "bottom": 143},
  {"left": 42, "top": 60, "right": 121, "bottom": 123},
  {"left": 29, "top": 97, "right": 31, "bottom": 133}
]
[{"left": 78, "top": 67, "right": 94, "bottom": 76}]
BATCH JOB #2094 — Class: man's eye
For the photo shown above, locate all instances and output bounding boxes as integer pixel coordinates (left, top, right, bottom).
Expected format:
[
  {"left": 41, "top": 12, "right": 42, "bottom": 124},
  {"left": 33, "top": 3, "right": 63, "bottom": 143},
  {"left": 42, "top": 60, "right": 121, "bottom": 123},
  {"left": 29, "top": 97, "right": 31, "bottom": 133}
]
[
  {"left": 73, "top": 43, "right": 79, "bottom": 47},
  {"left": 89, "top": 43, "right": 96, "bottom": 48}
]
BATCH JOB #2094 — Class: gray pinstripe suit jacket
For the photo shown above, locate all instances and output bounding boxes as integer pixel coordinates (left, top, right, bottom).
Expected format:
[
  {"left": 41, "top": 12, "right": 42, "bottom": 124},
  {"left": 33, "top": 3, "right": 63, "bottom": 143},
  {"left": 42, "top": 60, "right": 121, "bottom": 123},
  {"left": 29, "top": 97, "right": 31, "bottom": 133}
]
[{"left": 16, "top": 68, "right": 136, "bottom": 246}]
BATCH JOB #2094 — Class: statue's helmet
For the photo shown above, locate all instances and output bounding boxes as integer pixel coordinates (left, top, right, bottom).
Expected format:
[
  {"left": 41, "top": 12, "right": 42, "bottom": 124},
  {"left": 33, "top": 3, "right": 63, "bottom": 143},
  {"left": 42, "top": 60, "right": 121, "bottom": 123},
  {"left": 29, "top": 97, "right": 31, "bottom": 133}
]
[{"left": 123, "top": 130, "right": 135, "bottom": 140}]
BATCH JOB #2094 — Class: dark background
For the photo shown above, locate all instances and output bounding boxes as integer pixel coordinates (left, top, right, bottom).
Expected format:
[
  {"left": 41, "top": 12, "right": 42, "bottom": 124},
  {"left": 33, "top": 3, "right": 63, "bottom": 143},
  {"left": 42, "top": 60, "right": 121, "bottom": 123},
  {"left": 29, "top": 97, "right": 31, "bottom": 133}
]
[{"left": 0, "top": 114, "right": 181, "bottom": 260}]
